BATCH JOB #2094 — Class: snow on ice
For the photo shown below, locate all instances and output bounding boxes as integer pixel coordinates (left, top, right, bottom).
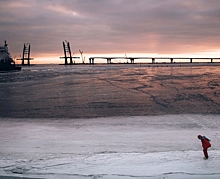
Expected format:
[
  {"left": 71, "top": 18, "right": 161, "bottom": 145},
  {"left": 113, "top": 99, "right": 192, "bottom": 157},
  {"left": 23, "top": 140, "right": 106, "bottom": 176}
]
[{"left": 0, "top": 114, "right": 220, "bottom": 179}]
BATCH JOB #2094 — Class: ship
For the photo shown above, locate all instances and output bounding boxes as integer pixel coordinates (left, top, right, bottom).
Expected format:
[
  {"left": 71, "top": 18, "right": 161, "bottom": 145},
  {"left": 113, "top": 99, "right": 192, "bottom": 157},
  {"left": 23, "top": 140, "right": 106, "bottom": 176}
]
[{"left": 0, "top": 41, "right": 21, "bottom": 71}]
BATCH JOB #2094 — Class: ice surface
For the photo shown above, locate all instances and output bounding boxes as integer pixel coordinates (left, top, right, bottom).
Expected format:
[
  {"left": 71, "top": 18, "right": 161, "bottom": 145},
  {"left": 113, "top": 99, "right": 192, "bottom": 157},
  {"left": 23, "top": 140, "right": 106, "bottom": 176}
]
[
  {"left": 1, "top": 64, "right": 220, "bottom": 118},
  {"left": 1, "top": 65, "right": 220, "bottom": 178},
  {"left": 0, "top": 115, "right": 220, "bottom": 179}
]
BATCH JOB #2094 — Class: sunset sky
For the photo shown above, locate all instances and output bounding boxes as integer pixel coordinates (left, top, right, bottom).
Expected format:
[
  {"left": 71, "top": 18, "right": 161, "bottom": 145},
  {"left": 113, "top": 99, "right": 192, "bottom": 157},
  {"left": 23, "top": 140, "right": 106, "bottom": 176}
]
[{"left": 1, "top": 0, "right": 220, "bottom": 64}]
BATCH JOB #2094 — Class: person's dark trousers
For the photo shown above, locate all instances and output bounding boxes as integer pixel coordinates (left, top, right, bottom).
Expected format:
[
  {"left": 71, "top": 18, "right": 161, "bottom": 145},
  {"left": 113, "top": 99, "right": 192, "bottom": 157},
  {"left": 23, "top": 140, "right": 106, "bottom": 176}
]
[{"left": 203, "top": 148, "right": 208, "bottom": 158}]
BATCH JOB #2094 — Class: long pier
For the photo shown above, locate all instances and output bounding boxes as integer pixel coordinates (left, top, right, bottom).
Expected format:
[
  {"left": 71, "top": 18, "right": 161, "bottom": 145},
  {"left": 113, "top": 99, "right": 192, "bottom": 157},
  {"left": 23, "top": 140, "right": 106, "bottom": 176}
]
[{"left": 88, "top": 57, "right": 220, "bottom": 64}]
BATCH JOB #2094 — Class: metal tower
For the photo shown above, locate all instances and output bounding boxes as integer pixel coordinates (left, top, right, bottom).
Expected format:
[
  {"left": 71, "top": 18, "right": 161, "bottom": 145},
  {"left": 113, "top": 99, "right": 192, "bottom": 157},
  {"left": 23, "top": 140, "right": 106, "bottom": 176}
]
[
  {"left": 17, "top": 43, "right": 34, "bottom": 65},
  {"left": 63, "top": 40, "right": 73, "bottom": 65},
  {"left": 60, "top": 41, "right": 80, "bottom": 65}
]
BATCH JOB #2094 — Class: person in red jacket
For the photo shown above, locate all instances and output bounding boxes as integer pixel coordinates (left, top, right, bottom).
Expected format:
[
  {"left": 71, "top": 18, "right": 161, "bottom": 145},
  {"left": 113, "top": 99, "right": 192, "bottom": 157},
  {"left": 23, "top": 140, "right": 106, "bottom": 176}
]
[{"left": 197, "top": 135, "right": 211, "bottom": 159}]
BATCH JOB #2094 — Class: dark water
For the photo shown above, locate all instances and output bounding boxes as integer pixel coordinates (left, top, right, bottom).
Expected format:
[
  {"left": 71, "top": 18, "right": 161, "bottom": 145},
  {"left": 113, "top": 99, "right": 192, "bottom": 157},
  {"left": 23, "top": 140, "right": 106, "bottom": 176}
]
[{"left": 0, "top": 64, "right": 220, "bottom": 119}]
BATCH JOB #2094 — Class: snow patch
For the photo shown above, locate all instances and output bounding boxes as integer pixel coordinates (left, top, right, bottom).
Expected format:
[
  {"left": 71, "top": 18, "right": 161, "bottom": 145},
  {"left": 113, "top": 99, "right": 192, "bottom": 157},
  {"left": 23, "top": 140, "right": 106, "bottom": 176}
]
[{"left": 0, "top": 115, "right": 220, "bottom": 178}]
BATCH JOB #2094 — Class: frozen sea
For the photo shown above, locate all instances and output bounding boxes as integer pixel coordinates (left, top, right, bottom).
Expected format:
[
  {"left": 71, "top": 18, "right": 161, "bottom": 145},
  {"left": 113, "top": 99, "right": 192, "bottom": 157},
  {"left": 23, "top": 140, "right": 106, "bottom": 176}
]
[{"left": 0, "top": 63, "right": 220, "bottom": 179}]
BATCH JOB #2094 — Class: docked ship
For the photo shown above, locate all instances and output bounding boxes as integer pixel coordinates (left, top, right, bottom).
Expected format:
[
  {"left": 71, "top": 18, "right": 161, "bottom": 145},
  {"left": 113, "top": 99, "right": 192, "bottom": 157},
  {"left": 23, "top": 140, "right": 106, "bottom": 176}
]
[{"left": 0, "top": 41, "right": 21, "bottom": 71}]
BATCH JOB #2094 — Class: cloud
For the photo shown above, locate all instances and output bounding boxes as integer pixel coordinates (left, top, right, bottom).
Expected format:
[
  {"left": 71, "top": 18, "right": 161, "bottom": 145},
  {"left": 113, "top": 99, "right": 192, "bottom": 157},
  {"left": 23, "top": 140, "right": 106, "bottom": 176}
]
[{"left": 1, "top": 0, "right": 220, "bottom": 61}]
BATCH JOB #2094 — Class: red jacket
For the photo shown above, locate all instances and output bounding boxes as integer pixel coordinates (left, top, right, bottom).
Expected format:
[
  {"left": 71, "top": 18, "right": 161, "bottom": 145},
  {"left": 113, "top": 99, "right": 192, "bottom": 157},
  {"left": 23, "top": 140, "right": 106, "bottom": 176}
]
[{"left": 201, "top": 136, "right": 211, "bottom": 149}]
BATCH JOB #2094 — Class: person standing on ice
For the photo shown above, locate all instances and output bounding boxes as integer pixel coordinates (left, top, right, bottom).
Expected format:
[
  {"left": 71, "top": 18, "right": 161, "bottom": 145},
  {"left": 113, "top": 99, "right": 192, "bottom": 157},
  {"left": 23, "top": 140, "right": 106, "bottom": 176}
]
[{"left": 197, "top": 135, "right": 211, "bottom": 159}]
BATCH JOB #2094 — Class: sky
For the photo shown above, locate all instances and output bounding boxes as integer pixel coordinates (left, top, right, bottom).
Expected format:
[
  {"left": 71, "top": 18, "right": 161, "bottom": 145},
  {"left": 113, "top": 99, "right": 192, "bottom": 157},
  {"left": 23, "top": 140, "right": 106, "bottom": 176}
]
[{"left": 1, "top": 0, "right": 220, "bottom": 64}]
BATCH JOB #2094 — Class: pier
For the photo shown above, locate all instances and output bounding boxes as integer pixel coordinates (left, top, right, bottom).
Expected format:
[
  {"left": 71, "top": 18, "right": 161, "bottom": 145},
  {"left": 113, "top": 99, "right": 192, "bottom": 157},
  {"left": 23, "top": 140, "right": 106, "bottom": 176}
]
[
  {"left": 89, "top": 57, "right": 128, "bottom": 64},
  {"left": 88, "top": 57, "right": 220, "bottom": 64}
]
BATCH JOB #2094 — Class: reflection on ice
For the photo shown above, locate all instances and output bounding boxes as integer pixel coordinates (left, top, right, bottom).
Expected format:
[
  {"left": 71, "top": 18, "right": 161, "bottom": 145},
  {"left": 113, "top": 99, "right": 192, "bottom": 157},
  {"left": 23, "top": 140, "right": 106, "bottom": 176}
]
[
  {"left": 0, "top": 115, "right": 220, "bottom": 178},
  {"left": 1, "top": 65, "right": 220, "bottom": 118}
]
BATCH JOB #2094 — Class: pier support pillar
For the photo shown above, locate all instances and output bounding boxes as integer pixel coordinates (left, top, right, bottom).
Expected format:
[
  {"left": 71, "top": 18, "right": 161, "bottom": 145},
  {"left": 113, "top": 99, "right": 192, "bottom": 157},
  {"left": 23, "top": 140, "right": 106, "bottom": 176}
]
[
  {"left": 170, "top": 58, "right": 173, "bottom": 63},
  {"left": 211, "top": 59, "right": 213, "bottom": 63},
  {"left": 152, "top": 58, "right": 155, "bottom": 64},
  {"left": 190, "top": 58, "right": 193, "bottom": 63},
  {"left": 89, "top": 58, "right": 94, "bottom": 64},
  {"left": 107, "top": 58, "right": 112, "bottom": 64},
  {"left": 130, "top": 58, "right": 134, "bottom": 64}
]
